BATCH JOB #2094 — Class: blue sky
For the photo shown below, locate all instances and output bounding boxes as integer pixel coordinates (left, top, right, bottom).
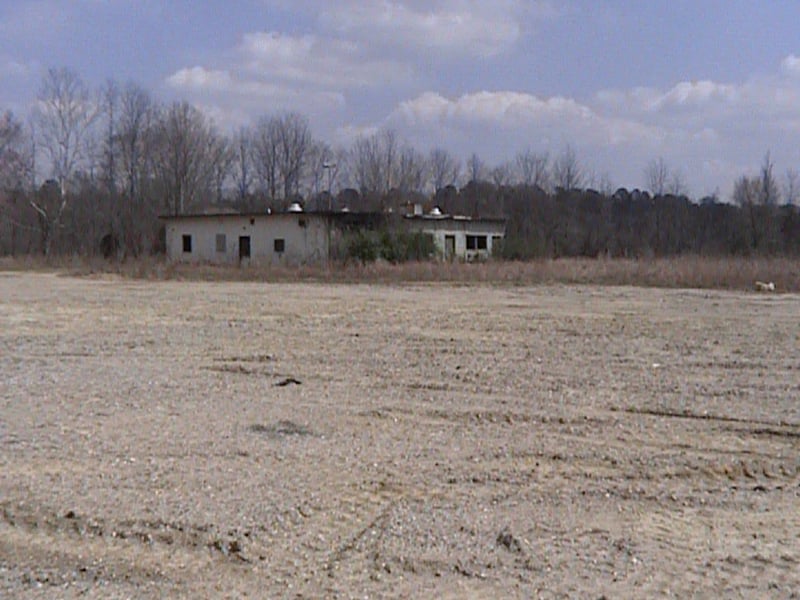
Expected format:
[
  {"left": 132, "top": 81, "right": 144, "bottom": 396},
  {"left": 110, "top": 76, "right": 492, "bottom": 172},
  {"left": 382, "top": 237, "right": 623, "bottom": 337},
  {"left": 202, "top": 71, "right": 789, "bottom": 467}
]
[{"left": 2, "top": 0, "right": 800, "bottom": 198}]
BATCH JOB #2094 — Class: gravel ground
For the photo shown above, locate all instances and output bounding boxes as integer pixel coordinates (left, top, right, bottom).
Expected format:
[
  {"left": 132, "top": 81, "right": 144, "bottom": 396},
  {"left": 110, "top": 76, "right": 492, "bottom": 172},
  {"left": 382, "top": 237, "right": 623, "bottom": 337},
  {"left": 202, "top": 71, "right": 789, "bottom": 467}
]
[{"left": 1, "top": 272, "right": 799, "bottom": 599}]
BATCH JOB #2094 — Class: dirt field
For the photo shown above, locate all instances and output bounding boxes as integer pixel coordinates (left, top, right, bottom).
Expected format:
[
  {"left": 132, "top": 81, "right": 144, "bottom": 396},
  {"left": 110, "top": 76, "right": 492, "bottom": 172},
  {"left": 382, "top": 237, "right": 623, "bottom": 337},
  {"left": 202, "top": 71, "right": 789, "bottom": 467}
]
[{"left": 1, "top": 272, "right": 799, "bottom": 598}]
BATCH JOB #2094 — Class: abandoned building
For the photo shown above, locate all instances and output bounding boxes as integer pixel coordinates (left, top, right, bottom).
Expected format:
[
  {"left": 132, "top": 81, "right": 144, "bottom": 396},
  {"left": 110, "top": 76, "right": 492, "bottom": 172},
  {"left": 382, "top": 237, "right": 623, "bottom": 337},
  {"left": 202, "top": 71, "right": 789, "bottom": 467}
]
[
  {"left": 403, "top": 205, "right": 506, "bottom": 261},
  {"left": 162, "top": 204, "right": 505, "bottom": 265}
]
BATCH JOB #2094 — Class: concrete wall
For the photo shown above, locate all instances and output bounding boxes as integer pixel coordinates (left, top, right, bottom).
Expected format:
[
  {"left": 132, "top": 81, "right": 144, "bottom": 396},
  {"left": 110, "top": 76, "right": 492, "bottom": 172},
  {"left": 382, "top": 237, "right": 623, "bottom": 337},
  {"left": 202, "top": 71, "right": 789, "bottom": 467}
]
[
  {"left": 406, "top": 218, "right": 506, "bottom": 261},
  {"left": 165, "top": 213, "right": 330, "bottom": 265},
  {"left": 165, "top": 212, "right": 506, "bottom": 265}
]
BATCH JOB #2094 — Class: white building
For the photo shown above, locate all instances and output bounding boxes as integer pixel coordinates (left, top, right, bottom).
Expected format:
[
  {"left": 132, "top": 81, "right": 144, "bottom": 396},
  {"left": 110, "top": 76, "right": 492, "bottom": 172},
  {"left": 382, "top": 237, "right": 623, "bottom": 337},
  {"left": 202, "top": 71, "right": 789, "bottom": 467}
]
[
  {"left": 404, "top": 206, "right": 506, "bottom": 261},
  {"left": 163, "top": 210, "right": 331, "bottom": 266},
  {"left": 162, "top": 205, "right": 505, "bottom": 265}
]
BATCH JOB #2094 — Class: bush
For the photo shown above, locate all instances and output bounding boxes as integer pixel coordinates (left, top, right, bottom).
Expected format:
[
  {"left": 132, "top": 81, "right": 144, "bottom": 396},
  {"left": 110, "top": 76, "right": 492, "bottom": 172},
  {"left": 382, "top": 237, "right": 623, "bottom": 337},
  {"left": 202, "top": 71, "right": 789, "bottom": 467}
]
[
  {"left": 381, "top": 231, "right": 436, "bottom": 262},
  {"left": 346, "top": 232, "right": 379, "bottom": 264},
  {"left": 346, "top": 229, "right": 436, "bottom": 264}
]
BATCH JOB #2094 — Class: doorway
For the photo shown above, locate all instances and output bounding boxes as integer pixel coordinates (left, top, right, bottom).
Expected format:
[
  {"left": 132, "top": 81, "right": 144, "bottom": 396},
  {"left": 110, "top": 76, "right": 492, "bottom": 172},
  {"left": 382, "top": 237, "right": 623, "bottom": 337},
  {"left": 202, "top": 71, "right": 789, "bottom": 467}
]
[
  {"left": 239, "top": 236, "right": 251, "bottom": 262},
  {"left": 444, "top": 235, "right": 455, "bottom": 261}
]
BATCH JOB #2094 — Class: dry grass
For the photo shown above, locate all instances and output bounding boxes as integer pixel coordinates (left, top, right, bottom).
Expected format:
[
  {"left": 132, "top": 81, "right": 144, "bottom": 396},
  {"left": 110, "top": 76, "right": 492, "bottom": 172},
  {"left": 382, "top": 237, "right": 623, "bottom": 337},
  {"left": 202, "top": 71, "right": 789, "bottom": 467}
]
[{"left": 1, "top": 254, "right": 798, "bottom": 291}]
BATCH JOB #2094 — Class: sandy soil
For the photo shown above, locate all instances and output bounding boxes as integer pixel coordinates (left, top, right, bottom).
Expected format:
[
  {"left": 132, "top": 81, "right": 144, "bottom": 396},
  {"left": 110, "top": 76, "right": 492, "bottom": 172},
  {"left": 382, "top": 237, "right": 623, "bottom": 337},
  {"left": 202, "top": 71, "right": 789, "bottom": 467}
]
[{"left": 1, "top": 272, "right": 799, "bottom": 599}]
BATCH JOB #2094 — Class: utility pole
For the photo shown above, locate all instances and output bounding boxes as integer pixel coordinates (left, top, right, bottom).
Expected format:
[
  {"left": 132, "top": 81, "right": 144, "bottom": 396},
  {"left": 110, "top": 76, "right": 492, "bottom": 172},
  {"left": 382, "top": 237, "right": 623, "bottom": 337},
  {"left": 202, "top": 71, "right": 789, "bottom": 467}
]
[{"left": 323, "top": 161, "right": 336, "bottom": 264}]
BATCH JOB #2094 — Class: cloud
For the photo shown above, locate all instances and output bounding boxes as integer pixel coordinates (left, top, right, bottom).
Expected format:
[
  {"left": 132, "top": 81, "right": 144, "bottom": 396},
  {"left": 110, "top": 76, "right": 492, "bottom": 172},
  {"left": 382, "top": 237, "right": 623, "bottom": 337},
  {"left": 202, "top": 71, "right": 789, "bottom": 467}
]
[
  {"left": 160, "top": 12, "right": 800, "bottom": 199},
  {"left": 0, "top": 56, "right": 32, "bottom": 78},
  {"left": 596, "top": 80, "right": 739, "bottom": 115},
  {"left": 238, "top": 31, "right": 413, "bottom": 88},
  {"left": 165, "top": 65, "right": 346, "bottom": 129},
  {"left": 318, "top": 0, "right": 529, "bottom": 58},
  {"left": 166, "top": 64, "right": 345, "bottom": 107},
  {"left": 781, "top": 54, "right": 800, "bottom": 76},
  {"left": 389, "top": 90, "right": 662, "bottom": 148}
]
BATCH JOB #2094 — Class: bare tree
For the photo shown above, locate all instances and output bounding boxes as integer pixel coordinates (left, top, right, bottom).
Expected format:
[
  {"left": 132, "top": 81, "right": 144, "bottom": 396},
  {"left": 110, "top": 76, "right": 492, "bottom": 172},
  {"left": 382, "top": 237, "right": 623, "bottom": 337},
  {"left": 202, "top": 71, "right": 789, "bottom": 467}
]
[
  {"left": 32, "top": 68, "right": 99, "bottom": 253},
  {"left": 595, "top": 171, "right": 615, "bottom": 196},
  {"left": 783, "top": 168, "right": 799, "bottom": 205},
  {"left": 253, "top": 116, "right": 280, "bottom": 201},
  {"left": 349, "top": 133, "right": 381, "bottom": 195},
  {"left": 34, "top": 68, "right": 98, "bottom": 197},
  {"left": 428, "top": 148, "right": 460, "bottom": 191},
  {"left": 490, "top": 161, "right": 512, "bottom": 187},
  {"left": 380, "top": 129, "right": 400, "bottom": 192},
  {"left": 150, "top": 101, "right": 216, "bottom": 215},
  {"left": 732, "top": 174, "right": 760, "bottom": 206},
  {"left": 117, "top": 82, "right": 154, "bottom": 202},
  {"left": 644, "top": 157, "right": 669, "bottom": 196},
  {"left": 349, "top": 129, "right": 402, "bottom": 196},
  {"left": 514, "top": 148, "right": 549, "bottom": 190},
  {"left": 209, "top": 134, "right": 233, "bottom": 204},
  {"left": 666, "top": 170, "right": 688, "bottom": 197},
  {"left": 466, "top": 153, "right": 486, "bottom": 184},
  {"left": 0, "top": 111, "right": 26, "bottom": 191},
  {"left": 97, "top": 79, "right": 119, "bottom": 195},
  {"left": 274, "top": 112, "right": 311, "bottom": 200},
  {"left": 231, "top": 127, "right": 254, "bottom": 202},
  {"left": 552, "top": 145, "right": 584, "bottom": 191},
  {"left": 396, "top": 146, "right": 426, "bottom": 193},
  {"left": 759, "top": 151, "right": 780, "bottom": 206},
  {"left": 0, "top": 111, "right": 33, "bottom": 255},
  {"left": 302, "top": 140, "right": 334, "bottom": 200}
]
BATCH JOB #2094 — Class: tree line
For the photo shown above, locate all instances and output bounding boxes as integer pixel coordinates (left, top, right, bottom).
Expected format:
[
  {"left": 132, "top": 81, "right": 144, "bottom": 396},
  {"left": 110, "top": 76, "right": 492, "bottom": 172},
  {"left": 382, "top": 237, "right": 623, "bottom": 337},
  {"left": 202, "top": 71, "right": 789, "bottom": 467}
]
[{"left": 0, "top": 67, "right": 798, "bottom": 259}]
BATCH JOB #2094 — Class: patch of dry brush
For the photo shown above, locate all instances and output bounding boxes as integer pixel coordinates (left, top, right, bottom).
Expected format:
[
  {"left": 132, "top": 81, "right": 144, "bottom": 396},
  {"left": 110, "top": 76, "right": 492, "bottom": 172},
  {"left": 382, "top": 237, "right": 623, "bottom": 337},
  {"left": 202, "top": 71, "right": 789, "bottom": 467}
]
[{"left": 2, "top": 255, "right": 799, "bottom": 291}]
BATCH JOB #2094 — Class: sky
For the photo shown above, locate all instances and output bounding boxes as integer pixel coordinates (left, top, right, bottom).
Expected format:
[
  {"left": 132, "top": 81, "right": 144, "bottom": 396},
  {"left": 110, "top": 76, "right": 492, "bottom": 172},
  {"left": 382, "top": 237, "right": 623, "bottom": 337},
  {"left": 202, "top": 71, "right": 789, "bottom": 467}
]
[{"left": 2, "top": 0, "right": 800, "bottom": 199}]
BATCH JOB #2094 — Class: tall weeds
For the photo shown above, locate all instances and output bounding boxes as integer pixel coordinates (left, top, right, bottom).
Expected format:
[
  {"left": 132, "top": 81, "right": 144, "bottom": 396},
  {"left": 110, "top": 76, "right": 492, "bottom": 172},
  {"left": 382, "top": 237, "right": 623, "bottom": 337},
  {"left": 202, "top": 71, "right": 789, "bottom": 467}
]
[{"left": 2, "top": 255, "right": 797, "bottom": 291}]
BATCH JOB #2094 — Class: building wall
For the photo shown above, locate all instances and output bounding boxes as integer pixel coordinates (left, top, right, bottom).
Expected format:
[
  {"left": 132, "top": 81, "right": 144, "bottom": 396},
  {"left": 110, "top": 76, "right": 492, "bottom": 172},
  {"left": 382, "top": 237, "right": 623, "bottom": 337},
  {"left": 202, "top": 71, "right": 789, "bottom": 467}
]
[
  {"left": 406, "top": 218, "right": 506, "bottom": 261},
  {"left": 165, "top": 214, "right": 330, "bottom": 265}
]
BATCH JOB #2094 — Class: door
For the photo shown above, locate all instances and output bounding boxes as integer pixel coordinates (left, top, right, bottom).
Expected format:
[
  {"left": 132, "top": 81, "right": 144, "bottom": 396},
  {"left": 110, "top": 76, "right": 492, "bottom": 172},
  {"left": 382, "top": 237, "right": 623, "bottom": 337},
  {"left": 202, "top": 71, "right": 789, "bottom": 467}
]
[
  {"left": 239, "top": 236, "right": 251, "bottom": 262},
  {"left": 444, "top": 235, "right": 455, "bottom": 261}
]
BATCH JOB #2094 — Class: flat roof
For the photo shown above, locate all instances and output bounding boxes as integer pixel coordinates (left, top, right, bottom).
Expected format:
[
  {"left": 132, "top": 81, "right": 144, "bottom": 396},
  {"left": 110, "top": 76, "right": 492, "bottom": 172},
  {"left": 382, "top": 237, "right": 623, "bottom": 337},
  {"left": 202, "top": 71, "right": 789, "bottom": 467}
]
[{"left": 160, "top": 211, "right": 506, "bottom": 224}]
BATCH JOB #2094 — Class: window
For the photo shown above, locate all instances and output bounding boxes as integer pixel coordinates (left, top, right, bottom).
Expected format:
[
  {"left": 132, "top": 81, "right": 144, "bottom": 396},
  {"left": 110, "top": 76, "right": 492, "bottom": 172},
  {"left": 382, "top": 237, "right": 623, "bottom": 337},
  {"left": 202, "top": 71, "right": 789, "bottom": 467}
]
[
  {"left": 274, "top": 238, "right": 285, "bottom": 253},
  {"left": 215, "top": 233, "right": 226, "bottom": 253},
  {"left": 182, "top": 234, "right": 192, "bottom": 253},
  {"left": 298, "top": 218, "right": 307, "bottom": 228},
  {"left": 466, "top": 235, "right": 487, "bottom": 250}
]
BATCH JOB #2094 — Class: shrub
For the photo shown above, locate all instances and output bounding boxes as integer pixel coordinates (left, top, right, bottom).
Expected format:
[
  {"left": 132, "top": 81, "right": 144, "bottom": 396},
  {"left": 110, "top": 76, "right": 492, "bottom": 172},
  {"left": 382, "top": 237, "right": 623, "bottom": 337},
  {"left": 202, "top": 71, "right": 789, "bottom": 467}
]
[{"left": 346, "top": 232, "right": 379, "bottom": 264}]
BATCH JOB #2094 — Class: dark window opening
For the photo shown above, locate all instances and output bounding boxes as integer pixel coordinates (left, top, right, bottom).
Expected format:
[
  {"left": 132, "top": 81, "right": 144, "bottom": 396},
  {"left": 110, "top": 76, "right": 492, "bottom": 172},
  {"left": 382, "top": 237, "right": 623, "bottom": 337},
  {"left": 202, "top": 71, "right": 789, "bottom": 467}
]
[
  {"left": 215, "top": 233, "right": 226, "bottom": 253},
  {"left": 239, "top": 236, "right": 251, "bottom": 259},
  {"left": 249, "top": 218, "right": 255, "bottom": 225},
  {"left": 466, "top": 235, "right": 487, "bottom": 250},
  {"left": 298, "top": 218, "right": 307, "bottom": 228},
  {"left": 274, "top": 238, "right": 285, "bottom": 253},
  {"left": 182, "top": 234, "right": 192, "bottom": 253}
]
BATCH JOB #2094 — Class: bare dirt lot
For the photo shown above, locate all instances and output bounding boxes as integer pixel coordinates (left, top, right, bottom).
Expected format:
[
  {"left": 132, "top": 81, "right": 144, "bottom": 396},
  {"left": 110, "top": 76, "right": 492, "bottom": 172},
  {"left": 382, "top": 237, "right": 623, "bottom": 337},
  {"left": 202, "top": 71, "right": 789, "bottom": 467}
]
[{"left": 1, "top": 272, "right": 799, "bottom": 598}]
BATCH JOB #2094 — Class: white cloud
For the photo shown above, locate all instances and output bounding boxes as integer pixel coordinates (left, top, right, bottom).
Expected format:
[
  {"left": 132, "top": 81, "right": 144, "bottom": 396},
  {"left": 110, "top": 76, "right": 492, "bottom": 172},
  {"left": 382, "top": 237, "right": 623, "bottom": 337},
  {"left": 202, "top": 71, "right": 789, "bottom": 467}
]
[
  {"left": 390, "top": 90, "right": 661, "bottom": 148},
  {"left": 596, "top": 80, "right": 739, "bottom": 115},
  {"left": 238, "top": 31, "right": 413, "bottom": 88},
  {"left": 0, "top": 55, "right": 32, "bottom": 78},
  {"left": 319, "top": 1, "right": 520, "bottom": 58},
  {"left": 162, "top": 17, "right": 800, "bottom": 199},
  {"left": 649, "top": 80, "right": 739, "bottom": 111},
  {"left": 781, "top": 54, "right": 800, "bottom": 76},
  {"left": 165, "top": 65, "right": 346, "bottom": 130}
]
